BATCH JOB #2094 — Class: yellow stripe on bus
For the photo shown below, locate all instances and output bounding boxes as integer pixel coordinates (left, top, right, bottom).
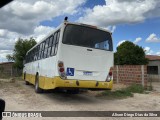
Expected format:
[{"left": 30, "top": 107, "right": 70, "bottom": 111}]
[{"left": 24, "top": 73, "right": 113, "bottom": 90}]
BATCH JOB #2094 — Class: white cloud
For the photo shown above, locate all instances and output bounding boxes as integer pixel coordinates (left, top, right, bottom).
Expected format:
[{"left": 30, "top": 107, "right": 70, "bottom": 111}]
[
  {"left": 146, "top": 33, "right": 160, "bottom": 42},
  {"left": 0, "top": 0, "right": 86, "bottom": 34},
  {"left": 134, "top": 37, "right": 142, "bottom": 44},
  {"left": 34, "top": 26, "right": 54, "bottom": 35},
  {"left": 79, "top": 0, "right": 160, "bottom": 27},
  {"left": 33, "top": 26, "right": 55, "bottom": 42},
  {"left": 0, "top": 30, "right": 17, "bottom": 50},
  {"left": 117, "top": 37, "right": 142, "bottom": 47},
  {"left": 106, "top": 26, "right": 116, "bottom": 33},
  {"left": 144, "top": 47, "right": 150, "bottom": 52},
  {"left": 156, "top": 52, "right": 160, "bottom": 56},
  {"left": 0, "top": 0, "right": 86, "bottom": 61},
  {"left": 0, "top": 50, "right": 13, "bottom": 62},
  {"left": 0, "top": 25, "right": 55, "bottom": 60},
  {"left": 117, "top": 40, "right": 126, "bottom": 47},
  {"left": 144, "top": 47, "right": 154, "bottom": 55},
  {"left": 0, "top": 29, "right": 7, "bottom": 37},
  {"left": 111, "top": 26, "right": 116, "bottom": 33}
]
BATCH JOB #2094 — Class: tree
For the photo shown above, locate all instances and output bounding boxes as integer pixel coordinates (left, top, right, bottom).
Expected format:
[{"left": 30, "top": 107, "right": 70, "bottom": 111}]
[
  {"left": 114, "top": 41, "right": 148, "bottom": 65},
  {"left": 6, "top": 37, "right": 37, "bottom": 69}
]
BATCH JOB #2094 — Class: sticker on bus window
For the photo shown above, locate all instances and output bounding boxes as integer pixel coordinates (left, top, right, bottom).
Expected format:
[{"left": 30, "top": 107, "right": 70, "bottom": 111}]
[{"left": 66, "top": 68, "right": 74, "bottom": 76}]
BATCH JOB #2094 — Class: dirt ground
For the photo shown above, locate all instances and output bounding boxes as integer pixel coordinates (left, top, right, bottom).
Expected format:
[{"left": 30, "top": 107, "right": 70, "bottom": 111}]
[{"left": 0, "top": 79, "right": 160, "bottom": 120}]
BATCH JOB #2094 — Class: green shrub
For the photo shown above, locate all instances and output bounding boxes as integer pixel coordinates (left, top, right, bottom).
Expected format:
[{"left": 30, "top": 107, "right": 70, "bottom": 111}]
[
  {"left": 98, "top": 84, "right": 145, "bottom": 99},
  {"left": 100, "top": 89, "right": 133, "bottom": 98},
  {"left": 126, "top": 84, "right": 144, "bottom": 93}
]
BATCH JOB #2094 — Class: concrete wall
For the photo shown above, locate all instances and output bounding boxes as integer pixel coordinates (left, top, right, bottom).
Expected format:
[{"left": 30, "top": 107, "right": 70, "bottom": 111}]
[
  {"left": 147, "top": 61, "right": 160, "bottom": 75},
  {"left": 112, "top": 65, "right": 148, "bottom": 87}
]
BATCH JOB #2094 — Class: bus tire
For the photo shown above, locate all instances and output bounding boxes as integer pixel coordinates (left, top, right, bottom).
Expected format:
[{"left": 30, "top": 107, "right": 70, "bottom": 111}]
[
  {"left": 24, "top": 73, "right": 29, "bottom": 85},
  {"left": 35, "top": 75, "right": 43, "bottom": 93}
]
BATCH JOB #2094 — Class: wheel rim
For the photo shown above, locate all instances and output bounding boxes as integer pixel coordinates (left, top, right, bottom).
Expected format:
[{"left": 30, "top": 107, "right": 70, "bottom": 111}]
[
  {"left": 35, "top": 81, "right": 38, "bottom": 90},
  {"left": 35, "top": 76, "right": 38, "bottom": 90}
]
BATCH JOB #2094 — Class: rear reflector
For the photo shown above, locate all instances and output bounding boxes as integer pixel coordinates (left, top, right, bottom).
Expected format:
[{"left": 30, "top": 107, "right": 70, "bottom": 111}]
[
  {"left": 58, "top": 62, "right": 64, "bottom": 67},
  {"left": 105, "top": 67, "right": 113, "bottom": 82},
  {"left": 109, "top": 71, "right": 112, "bottom": 76},
  {"left": 59, "top": 68, "right": 64, "bottom": 72},
  {"left": 58, "top": 61, "right": 67, "bottom": 79}
]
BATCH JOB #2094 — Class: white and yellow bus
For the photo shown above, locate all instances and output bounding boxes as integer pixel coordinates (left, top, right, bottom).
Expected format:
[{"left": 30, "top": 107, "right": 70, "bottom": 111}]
[{"left": 23, "top": 20, "right": 114, "bottom": 93}]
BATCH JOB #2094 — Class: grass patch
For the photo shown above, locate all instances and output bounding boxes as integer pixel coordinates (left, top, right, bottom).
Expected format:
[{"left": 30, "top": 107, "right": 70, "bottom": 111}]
[
  {"left": 13, "top": 77, "right": 23, "bottom": 81},
  {"left": 99, "top": 89, "right": 133, "bottom": 98},
  {"left": 126, "top": 84, "right": 144, "bottom": 93},
  {"left": 147, "top": 85, "right": 153, "bottom": 91},
  {"left": 0, "top": 74, "right": 11, "bottom": 79},
  {"left": 97, "top": 84, "right": 145, "bottom": 99}
]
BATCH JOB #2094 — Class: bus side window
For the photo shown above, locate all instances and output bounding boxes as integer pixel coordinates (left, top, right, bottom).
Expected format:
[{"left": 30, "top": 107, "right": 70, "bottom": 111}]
[
  {"left": 32, "top": 51, "right": 34, "bottom": 62},
  {"left": 38, "top": 43, "right": 42, "bottom": 60},
  {"left": 35, "top": 45, "right": 39, "bottom": 61},
  {"left": 55, "top": 31, "right": 60, "bottom": 43},
  {"left": 34, "top": 47, "right": 36, "bottom": 61},
  {"left": 34, "top": 48, "right": 36, "bottom": 61},
  {"left": 51, "top": 33, "right": 57, "bottom": 56},
  {"left": 31, "top": 52, "right": 33, "bottom": 62},
  {"left": 47, "top": 36, "right": 53, "bottom": 57},
  {"left": 54, "top": 31, "right": 60, "bottom": 55},
  {"left": 40, "top": 43, "right": 43, "bottom": 59},
  {"left": 44, "top": 39, "right": 49, "bottom": 58},
  {"left": 28, "top": 52, "right": 30, "bottom": 62},
  {"left": 50, "top": 30, "right": 60, "bottom": 56},
  {"left": 41, "top": 41, "right": 45, "bottom": 59},
  {"left": 25, "top": 55, "right": 27, "bottom": 63},
  {"left": 28, "top": 53, "right": 30, "bottom": 62},
  {"left": 30, "top": 51, "right": 32, "bottom": 62}
]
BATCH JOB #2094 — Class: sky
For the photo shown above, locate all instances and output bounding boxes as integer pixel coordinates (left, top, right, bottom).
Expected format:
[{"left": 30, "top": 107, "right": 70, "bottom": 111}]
[{"left": 0, "top": 0, "right": 160, "bottom": 62}]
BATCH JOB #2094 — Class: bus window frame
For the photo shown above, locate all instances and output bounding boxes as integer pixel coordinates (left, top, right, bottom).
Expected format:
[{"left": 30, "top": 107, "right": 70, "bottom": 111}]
[
  {"left": 50, "top": 30, "right": 60, "bottom": 56},
  {"left": 25, "top": 29, "right": 60, "bottom": 63},
  {"left": 62, "top": 24, "right": 113, "bottom": 51}
]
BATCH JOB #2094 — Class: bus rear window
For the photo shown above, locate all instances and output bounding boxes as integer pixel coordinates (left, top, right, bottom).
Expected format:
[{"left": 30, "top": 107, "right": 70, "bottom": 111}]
[{"left": 62, "top": 24, "right": 113, "bottom": 51}]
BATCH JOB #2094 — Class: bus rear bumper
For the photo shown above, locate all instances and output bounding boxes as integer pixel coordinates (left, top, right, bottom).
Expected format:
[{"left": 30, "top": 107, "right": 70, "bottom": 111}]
[{"left": 43, "top": 76, "right": 113, "bottom": 90}]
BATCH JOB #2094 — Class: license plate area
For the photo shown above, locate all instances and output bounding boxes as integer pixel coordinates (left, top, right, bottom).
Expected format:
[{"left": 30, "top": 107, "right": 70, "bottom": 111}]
[{"left": 83, "top": 71, "right": 93, "bottom": 76}]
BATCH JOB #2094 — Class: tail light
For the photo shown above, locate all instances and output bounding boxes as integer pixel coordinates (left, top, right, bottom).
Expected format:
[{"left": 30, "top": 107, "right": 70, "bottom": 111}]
[
  {"left": 105, "top": 67, "right": 113, "bottom": 82},
  {"left": 109, "top": 71, "right": 112, "bottom": 76},
  {"left": 59, "top": 68, "right": 64, "bottom": 72},
  {"left": 58, "top": 61, "right": 67, "bottom": 79}
]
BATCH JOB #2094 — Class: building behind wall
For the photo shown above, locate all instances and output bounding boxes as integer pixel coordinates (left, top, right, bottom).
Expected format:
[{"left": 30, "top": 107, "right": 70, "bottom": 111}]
[
  {"left": 146, "top": 55, "right": 160, "bottom": 82},
  {"left": 0, "top": 62, "right": 21, "bottom": 78},
  {"left": 146, "top": 55, "right": 160, "bottom": 75}
]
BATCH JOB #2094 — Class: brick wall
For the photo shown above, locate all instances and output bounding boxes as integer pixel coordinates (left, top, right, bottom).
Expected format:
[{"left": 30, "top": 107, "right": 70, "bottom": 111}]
[{"left": 112, "top": 65, "right": 148, "bottom": 87}]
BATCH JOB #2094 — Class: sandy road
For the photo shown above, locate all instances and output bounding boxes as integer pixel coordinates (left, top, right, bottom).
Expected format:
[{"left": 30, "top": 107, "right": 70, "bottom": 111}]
[{"left": 0, "top": 80, "right": 160, "bottom": 120}]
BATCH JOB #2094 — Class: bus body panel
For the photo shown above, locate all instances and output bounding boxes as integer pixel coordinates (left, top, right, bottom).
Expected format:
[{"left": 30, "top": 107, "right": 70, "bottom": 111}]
[
  {"left": 58, "top": 44, "right": 113, "bottom": 81},
  {"left": 23, "top": 56, "right": 58, "bottom": 82}
]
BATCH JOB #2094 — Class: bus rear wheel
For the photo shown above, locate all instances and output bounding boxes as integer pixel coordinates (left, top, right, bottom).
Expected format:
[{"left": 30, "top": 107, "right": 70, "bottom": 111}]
[{"left": 35, "top": 75, "right": 43, "bottom": 93}]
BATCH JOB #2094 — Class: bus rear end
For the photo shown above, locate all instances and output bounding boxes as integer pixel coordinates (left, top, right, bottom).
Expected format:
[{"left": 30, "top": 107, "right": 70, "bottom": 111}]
[{"left": 55, "top": 23, "right": 113, "bottom": 90}]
